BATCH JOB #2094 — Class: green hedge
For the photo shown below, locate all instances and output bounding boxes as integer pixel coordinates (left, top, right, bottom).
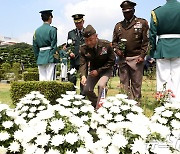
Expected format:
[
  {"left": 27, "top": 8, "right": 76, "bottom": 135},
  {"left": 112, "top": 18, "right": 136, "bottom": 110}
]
[
  {"left": 23, "top": 72, "right": 39, "bottom": 81},
  {"left": 10, "top": 81, "right": 74, "bottom": 105}
]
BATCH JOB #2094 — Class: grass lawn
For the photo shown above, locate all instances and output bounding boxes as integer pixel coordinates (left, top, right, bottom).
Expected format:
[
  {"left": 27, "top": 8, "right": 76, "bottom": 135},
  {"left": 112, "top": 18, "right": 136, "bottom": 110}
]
[{"left": 0, "top": 76, "right": 157, "bottom": 117}]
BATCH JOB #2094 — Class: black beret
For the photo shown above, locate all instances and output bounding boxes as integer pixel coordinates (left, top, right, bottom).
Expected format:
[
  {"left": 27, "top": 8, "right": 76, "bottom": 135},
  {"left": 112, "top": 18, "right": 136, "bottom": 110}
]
[
  {"left": 84, "top": 25, "right": 96, "bottom": 38},
  {"left": 120, "top": 0, "right": 136, "bottom": 12},
  {"left": 72, "top": 14, "right": 85, "bottom": 23}
]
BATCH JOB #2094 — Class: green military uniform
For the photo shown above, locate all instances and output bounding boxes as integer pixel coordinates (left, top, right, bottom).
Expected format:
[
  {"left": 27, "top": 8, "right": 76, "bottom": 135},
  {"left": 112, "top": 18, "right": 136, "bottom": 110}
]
[
  {"left": 149, "top": 0, "right": 180, "bottom": 101},
  {"left": 149, "top": 0, "right": 180, "bottom": 59},
  {"left": 112, "top": 1, "right": 149, "bottom": 100},
  {"left": 33, "top": 10, "right": 57, "bottom": 81},
  {"left": 67, "top": 28, "right": 84, "bottom": 68},
  {"left": 33, "top": 23, "right": 57, "bottom": 65}
]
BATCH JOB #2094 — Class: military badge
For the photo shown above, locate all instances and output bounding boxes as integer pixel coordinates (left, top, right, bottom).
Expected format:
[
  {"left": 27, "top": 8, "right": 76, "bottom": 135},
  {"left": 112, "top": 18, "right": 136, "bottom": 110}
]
[
  {"left": 134, "top": 22, "right": 142, "bottom": 29},
  {"left": 100, "top": 47, "right": 107, "bottom": 55}
]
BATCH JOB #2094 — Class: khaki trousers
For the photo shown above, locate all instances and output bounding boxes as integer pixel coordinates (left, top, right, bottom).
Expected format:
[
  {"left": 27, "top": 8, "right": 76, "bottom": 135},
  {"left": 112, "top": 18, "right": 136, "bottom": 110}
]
[
  {"left": 119, "top": 56, "right": 144, "bottom": 100},
  {"left": 83, "top": 69, "right": 112, "bottom": 108}
]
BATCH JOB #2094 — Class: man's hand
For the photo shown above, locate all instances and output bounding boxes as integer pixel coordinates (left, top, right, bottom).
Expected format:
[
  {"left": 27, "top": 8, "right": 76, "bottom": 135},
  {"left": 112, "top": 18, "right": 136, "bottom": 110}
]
[
  {"left": 69, "top": 52, "right": 75, "bottom": 59},
  {"left": 136, "top": 57, "right": 144, "bottom": 64},
  {"left": 116, "top": 50, "right": 124, "bottom": 57},
  {"left": 89, "top": 70, "right": 98, "bottom": 77},
  {"left": 81, "top": 76, "right": 87, "bottom": 85}
]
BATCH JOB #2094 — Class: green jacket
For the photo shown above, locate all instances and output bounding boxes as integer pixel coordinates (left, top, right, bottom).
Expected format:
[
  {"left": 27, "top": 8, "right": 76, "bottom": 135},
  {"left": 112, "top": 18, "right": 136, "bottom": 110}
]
[
  {"left": 149, "top": 0, "right": 180, "bottom": 59},
  {"left": 67, "top": 28, "right": 84, "bottom": 67},
  {"left": 33, "top": 23, "right": 57, "bottom": 65},
  {"left": 59, "top": 49, "right": 68, "bottom": 65}
]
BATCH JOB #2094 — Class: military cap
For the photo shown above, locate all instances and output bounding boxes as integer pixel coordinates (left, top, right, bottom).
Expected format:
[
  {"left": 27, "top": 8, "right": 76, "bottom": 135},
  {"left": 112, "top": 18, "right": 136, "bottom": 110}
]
[
  {"left": 72, "top": 14, "right": 85, "bottom": 23},
  {"left": 39, "top": 10, "right": 53, "bottom": 14},
  {"left": 84, "top": 25, "right": 96, "bottom": 38},
  {"left": 120, "top": 0, "right": 136, "bottom": 12}
]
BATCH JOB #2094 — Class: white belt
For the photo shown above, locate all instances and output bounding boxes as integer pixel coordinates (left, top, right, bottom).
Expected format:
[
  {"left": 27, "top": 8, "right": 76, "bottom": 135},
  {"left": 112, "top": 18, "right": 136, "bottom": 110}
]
[
  {"left": 39, "top": 46, "right": 51, "bottom": 51},
  {"left": 158, "top": 34, "right": 180, "bottom": 39}
]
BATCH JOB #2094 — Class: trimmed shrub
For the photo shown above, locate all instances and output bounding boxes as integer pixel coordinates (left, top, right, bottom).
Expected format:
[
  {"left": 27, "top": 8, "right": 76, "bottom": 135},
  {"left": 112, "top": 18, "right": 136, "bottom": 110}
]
[
  {"left": 23, "top": 72, "right": 39, "bottom": 81},
  {"left": 10, "top": 81, "right": 74, "bottom": 105},
  {"left": 0, "top": 69, "right": 5, "bottom": 80}
]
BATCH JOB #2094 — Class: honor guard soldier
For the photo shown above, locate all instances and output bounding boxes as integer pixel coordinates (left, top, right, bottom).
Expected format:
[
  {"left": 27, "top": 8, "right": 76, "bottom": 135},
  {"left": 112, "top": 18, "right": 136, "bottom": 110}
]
[
  {"left": 67, "top": 14, "right": 87, "bottom": 95},
  {"left": 112, "top": 0, "right": 149, "bottom": 102},
  {"left": 79, "top": 25, "right": 115, "bottom": 109},
  {"left": 149, "top": 0, "right": 180, "bottom": 102},
  {"left": 33, "top": 10, "right": 57, "bottom": 81}
]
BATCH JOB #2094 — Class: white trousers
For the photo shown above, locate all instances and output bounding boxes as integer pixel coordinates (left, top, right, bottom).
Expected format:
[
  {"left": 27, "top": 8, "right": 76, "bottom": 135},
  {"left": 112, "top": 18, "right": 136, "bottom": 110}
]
[
  {"left": 60, "top": 63, "right": 67, "bottom": 79},
  {"left": 38, "top": 63, "right": 56, "bottom": 81},
  {"left": 156, "top": 58, "right": 180, "bottom": 102}
]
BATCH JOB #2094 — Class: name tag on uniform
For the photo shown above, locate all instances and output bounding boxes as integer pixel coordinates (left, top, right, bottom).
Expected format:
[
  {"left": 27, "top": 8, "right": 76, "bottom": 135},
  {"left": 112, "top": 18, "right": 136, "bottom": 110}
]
[
  {"left": 134, "top": 22, "right": 142, "bottom": 29},
  {"left": 100, "top": 47, "right": 107, "bottom": 55}
]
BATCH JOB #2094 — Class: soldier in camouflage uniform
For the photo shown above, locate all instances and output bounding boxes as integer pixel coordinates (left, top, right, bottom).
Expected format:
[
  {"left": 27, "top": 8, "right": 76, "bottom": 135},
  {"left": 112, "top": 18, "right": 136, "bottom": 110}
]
[
  {"left": 112, "top": 0, "right": 149, "bottom": 101},
  {"left": 79, "top": 25, "right": 115, "bottom": 109}
]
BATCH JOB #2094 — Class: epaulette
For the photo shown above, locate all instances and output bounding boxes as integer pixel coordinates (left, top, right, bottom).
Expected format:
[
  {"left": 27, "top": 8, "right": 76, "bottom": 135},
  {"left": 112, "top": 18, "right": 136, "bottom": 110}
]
[
  {"left": 151, "top": 10, "right": 158, "bottom": 25},
  {"left": 153, "top": 6, "right": 161, "bottom": 11},
  {"left": 136, "top": 17, "right": 146, "bottom": 21},
  {"left": 52, "top": 26, "right": 57, "bottom": 30},
  {"left": 115, "top": 22, "right": 121, "bottom": 26}
]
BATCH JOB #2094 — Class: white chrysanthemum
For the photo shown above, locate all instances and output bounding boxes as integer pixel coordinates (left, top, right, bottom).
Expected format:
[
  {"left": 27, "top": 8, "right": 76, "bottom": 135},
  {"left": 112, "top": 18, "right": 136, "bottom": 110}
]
[
  {"left": 36, "top": 109, "right": 54, "bottom": 120},
  {"left": 56, "top": 98, "right": 72, "bottom": 106},
  {"left": 34, "top": 148, "right": 45, "bottom": 154},
  {"left": 0, "top": 104, "right": 9, "bottom": 112},
  {"left": 37, "top": 106, "right": 46, "bottom": 111},
  {"left": 107, "top": 145, "right": 119, "bottom": 154},
  {"left": 21, "top": 106, "right": 29, "bottom": 112},
  {"left": 71, "top": 108, "right": 80, "bottom": 115},
  {"left": 8, "top": 141, "right": 20, "bottom": 153},
  {"left": 104, "top": 113, "right": 113, "bottom": 120},
  {"left": 29, "top": 107, "right": 37, "bottom": 112},
  {"left": 125, "top": 99, "right": 138, "bottom": 106},
  {"left": 81, "top": 115, "right": 89, "bottom": 122},
  {"left": 65, "top": 133, "right": 79, "bottom": 145},
  {"left": 21, "top": 112, "right": 27, "bottom": 118},
  {"left": 50, "top": 119, "right": 65, "bottom": 133},
  {"left": 14, "top": 130, "right": 24, "bottom": 142},
  {"left": 131, "top": 105, "right": 143, "bottom": 113},
  {"left": 32, "top": 100, "right": 41, "bottom": 105},
  {"left": 171, "top": 130, "right": 180, "bottom": 138},
  {"left": 6, "top": 110, "right": 18, "bottom": 118},
  {"left": 162, "top": 110, "right": 173, "bottom": 118},
  {"left": 46, "top": 149, "right": 60, "bottom": 154},
  {"left": 99, "top": 135, "right": 112, "bottom": 147},
  {"left": 151, "top": 114, "right": 161, "bottom": 122},
  {"left": 61, "top": 94, "right": 74, "bottom": 101},
  {"left": 0, "top": 146, "right": 7, "bottom": 154},
  {"left": 65, "top": 150, "right": 74, "bottom": 154},
  {"left": 2, "top": 121, "right": 14, "bottom": 129},
  {"left": 74, "top": 94, "right": 85, "bottom": 99},
  {"left": 23, "top": 143, "right": 37, "bottom": 154},
  {"left": 73, "top": 100, "right": 82, "bottom": 106},
  {"left": 51, "top": 135, "right": 64, "bottom": 146},
  {"left": 121, "top": 105, "right": 130, "bottom": 111},
  {"left": 114, "top": 114, "right": 124, "bottom": 122},
  {"left": 69, "top": 116, "right": 84, "bottom": 127},
  {"left": 109, "top": 106, "right": 120, "bottom": 114},
  {"left": 97, "top": 107, "right": 108, "bottom": 115},
  {"left": 175, "top": 113, "right": 180, "bottom": 119},
  {"left": 154, "top": 106, "right": 165, "bottom": 114},
  {"left": 80, "top": 105, "right": 90, "bottom": 113},
  {"left": 131, "top": 139, "right": 148, "bottom": 154},
  {"left": 112, "top": 133, "right": 128, "bottom": 148},
  {"left": 35, "top": 134, "right": 50, "bottom": 146},
  {"left": 28, "top": 112, "right": 35, "bottom": 118},
  {"left": 102, "top": 101, "right": 113, "bottom": 108},
  {"left": 149, "top": 123, "right": 170, "bottom": 138},
  {"left": 66, "top": 91, "right": 76, "bottom": 95},
  {"left": 115, "top": 94, "right": 128, "bottom": 99},
  {"left": 171, "top": 120, "right": 180, "bottom": 129},
  {"left": 0, "top": 132, "right": 10, "bottom": 141},
  {"left": 76, "top": 147, "right": 90, "bottom": 154},
  {"left": 82, "top": 99, "right": 92, "bottom": 105},
  {"left": 157, "top": 117, "right": 168, "bottom": 124}
]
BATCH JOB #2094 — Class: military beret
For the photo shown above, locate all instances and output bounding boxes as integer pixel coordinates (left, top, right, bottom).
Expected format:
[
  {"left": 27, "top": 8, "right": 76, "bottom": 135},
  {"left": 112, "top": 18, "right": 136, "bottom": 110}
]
[
  {"left": 120, "top": 0, "right": 136, "bottom": 12},
  {"left": 72, "top": 14, "right": 85, "bottom": 23},
  {"left": 39, "top": 10, "right": 53, "bottom": 14},
  {"left": 84, "top": 25, "right": 96, "bottom": 38}
]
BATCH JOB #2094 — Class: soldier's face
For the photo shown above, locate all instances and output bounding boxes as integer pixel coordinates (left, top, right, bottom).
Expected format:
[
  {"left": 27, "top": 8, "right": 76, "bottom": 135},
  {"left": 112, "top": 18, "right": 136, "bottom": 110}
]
[
  {"left": 85, "top": 34, "right": 97, "bottom": 48},
  {"left": 75, "top": 20, "right": 84, "bottom": 30},
  {"left": 123, "top": 10, "right": 134, "bottom": 20}
]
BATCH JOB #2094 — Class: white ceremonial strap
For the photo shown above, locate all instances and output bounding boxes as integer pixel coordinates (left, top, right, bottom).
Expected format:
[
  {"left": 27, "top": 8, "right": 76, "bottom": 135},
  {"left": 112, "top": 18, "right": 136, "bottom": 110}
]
[
  {"left": 39, "top": 46, "right": 51, "bottom": 51},
  {"left": 158, "top": 34, "right": 180, "bottom": 39}
]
